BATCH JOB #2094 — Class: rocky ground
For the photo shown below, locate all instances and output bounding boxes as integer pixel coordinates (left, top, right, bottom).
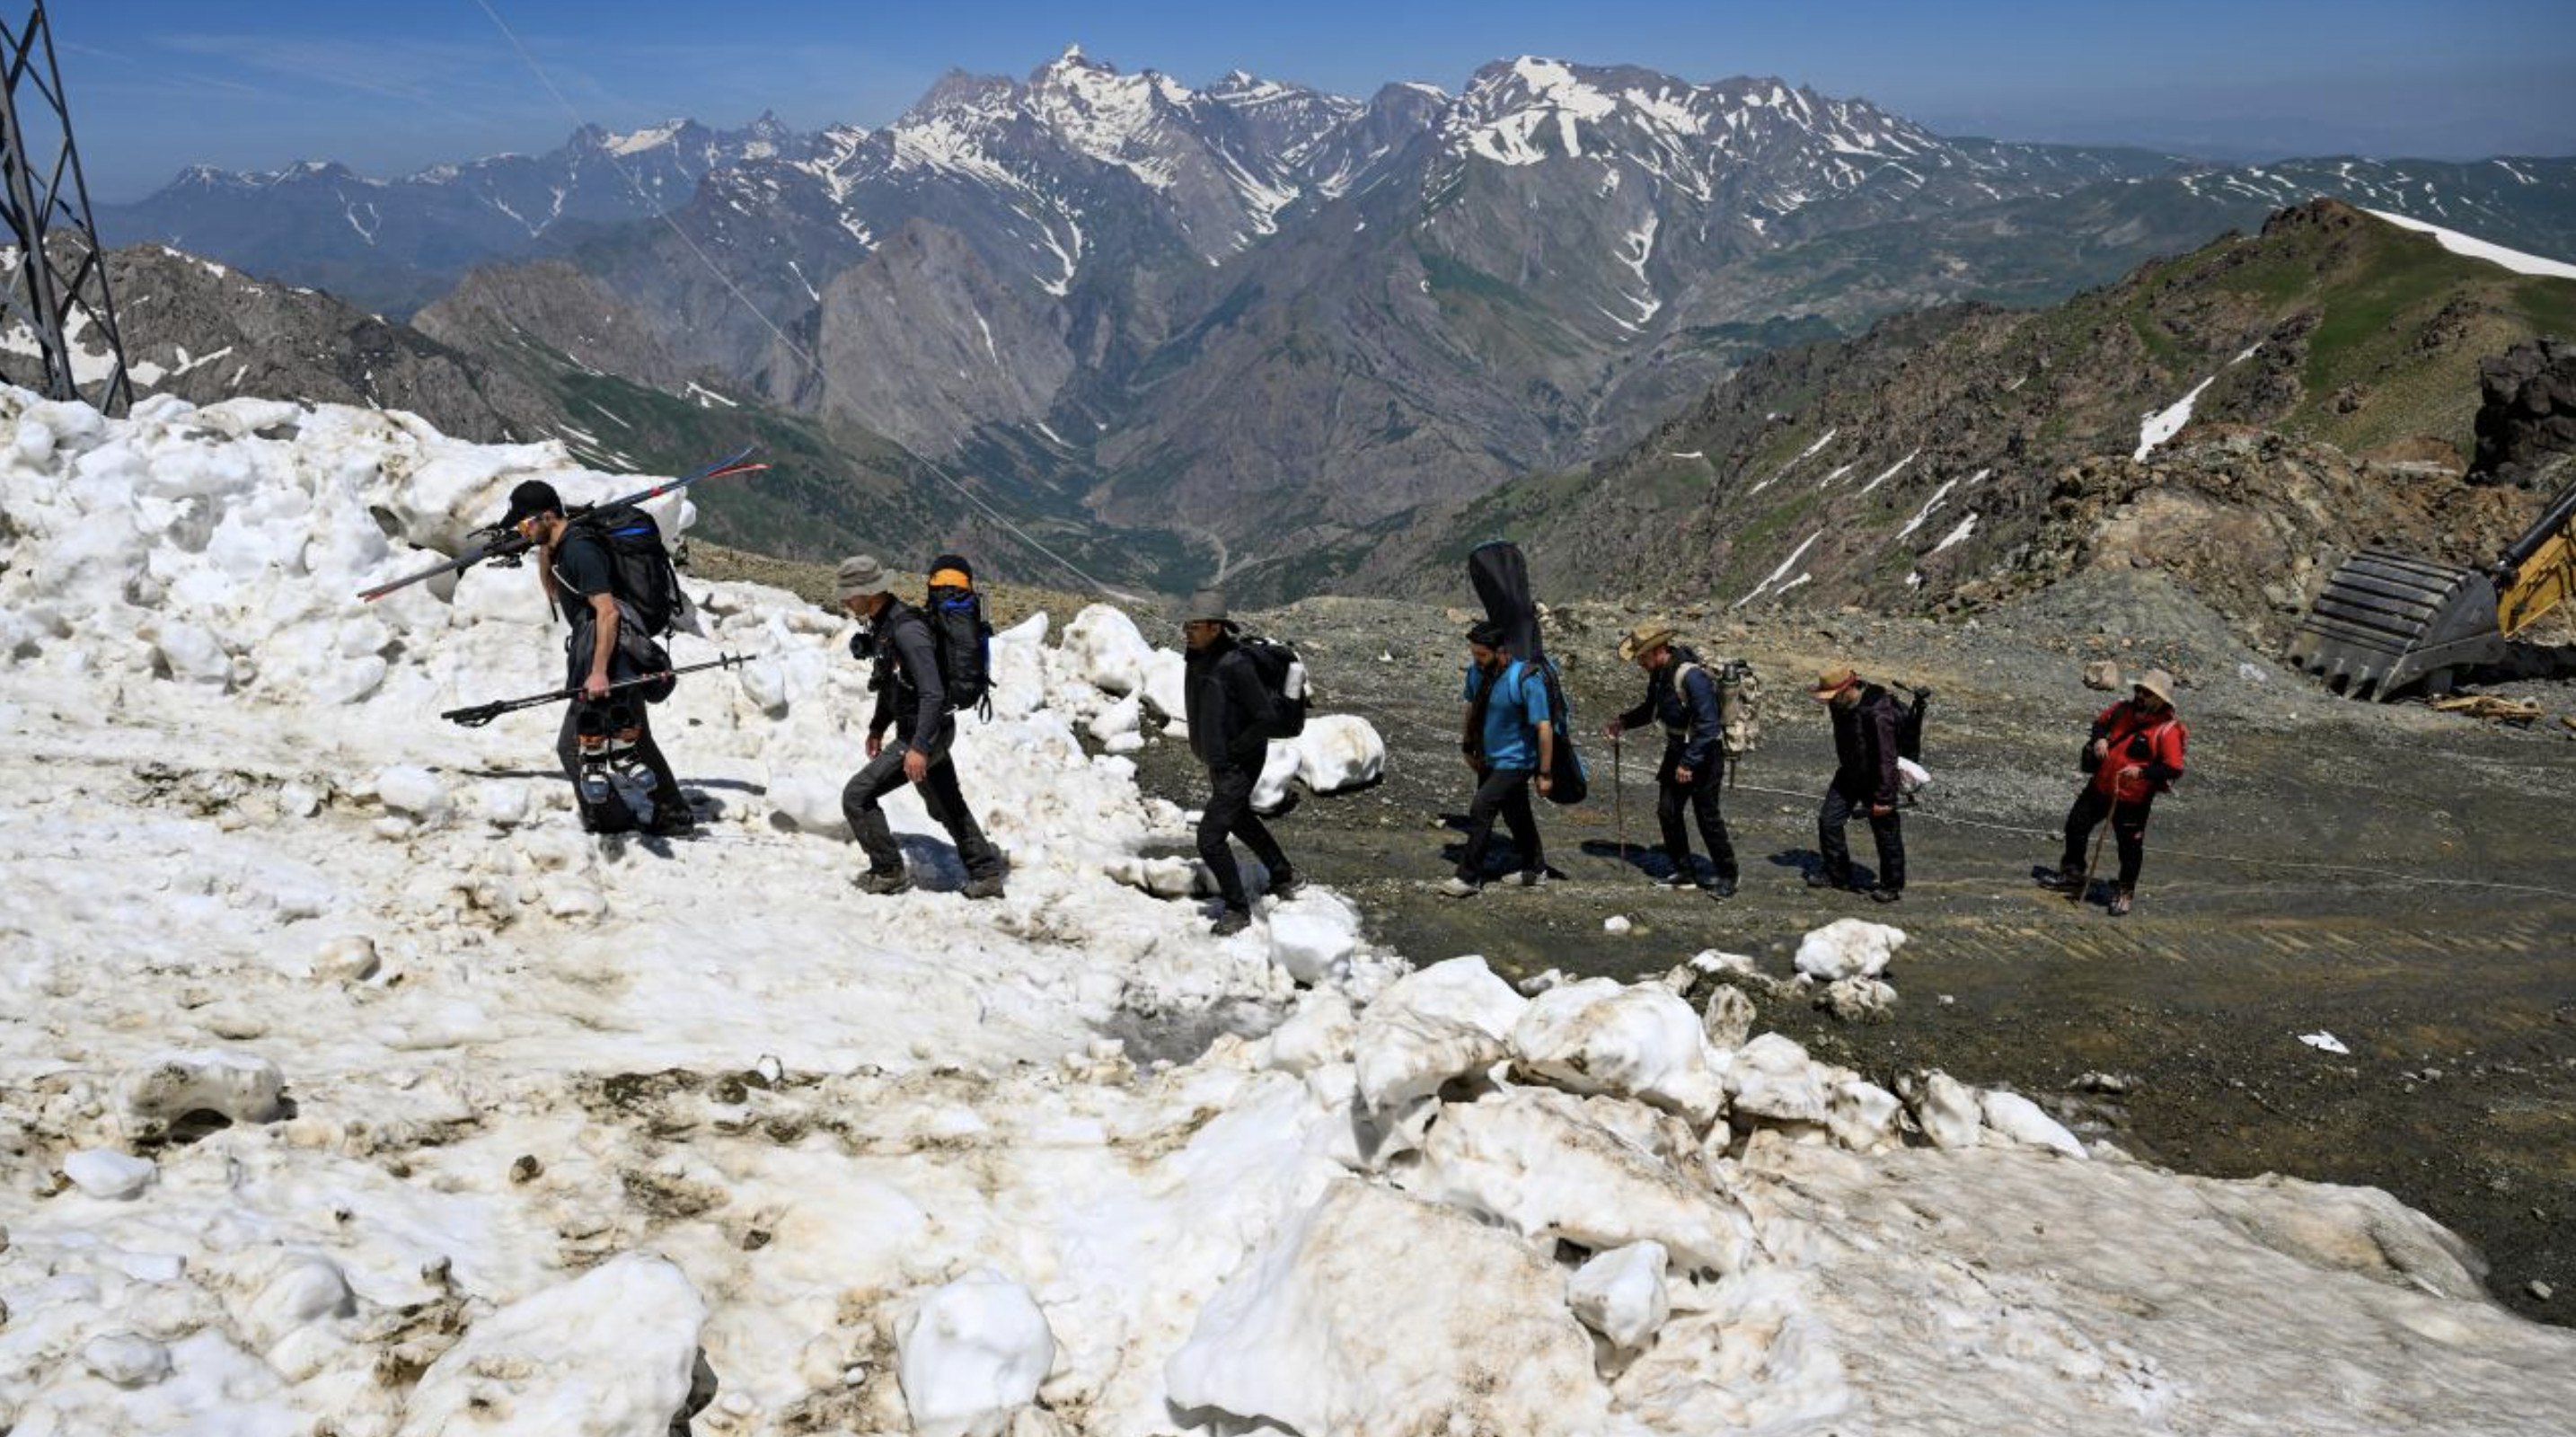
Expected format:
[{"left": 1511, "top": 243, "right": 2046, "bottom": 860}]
[
  {"left": 1110, "top": 577, "right": 2576, "bottom": 1328},
  {"left": 695, "top": 540, "right": 2576, "bottom": 1327}
]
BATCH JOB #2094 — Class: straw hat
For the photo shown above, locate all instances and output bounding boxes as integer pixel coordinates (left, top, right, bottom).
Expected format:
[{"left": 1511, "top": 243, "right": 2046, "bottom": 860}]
[
  {"left": 2133, "top": 667, "right": 2175, "bottom": 706},
  {"left": 1809, "top": 664, "right": 1858, "bottom": 700},
  {"left": 1617, "top": 619, "right": 1678, "bottom": 663}
]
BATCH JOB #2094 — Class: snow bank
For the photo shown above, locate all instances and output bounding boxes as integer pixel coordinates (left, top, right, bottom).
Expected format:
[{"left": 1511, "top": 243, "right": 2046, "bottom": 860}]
[{"left": 4, "top": 386, "right": 2573, "bottom": 1436}]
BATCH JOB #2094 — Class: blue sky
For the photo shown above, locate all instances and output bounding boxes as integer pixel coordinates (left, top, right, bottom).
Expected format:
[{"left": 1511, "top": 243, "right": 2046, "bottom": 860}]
[{"left": 64, "top": 0, "right": 2576, "bottom": 198}]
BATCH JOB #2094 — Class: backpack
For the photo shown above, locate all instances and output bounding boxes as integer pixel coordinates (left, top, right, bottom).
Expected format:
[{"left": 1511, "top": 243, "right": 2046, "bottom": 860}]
[
  {"left": 924, "top": 553, "right": 994, "bottom": 716},
  {"left": 1672, "top": 656, "right": 1763, "bottom": 759},
  {"left": 1534, "top": 659, "right": 1588, "bottom": 805},
  {"left": 1892, "top": 683, "right": 1930, "bottom": 763},
  {"left": 573, "top": 505, "right": 684, "bottom": 638},
  {"left": 1234, "top": 635, "right": 1310, "bottom": 738}
]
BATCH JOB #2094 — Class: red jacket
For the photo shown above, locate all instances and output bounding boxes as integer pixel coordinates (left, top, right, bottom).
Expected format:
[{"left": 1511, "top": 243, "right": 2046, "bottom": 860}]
[{"left": 2090, "top": 700, "right": 2185, "bottom": 803}]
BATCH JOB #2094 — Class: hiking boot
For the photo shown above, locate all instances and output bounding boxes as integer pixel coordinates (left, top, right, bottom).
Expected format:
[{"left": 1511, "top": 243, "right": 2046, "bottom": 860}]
[
  {"left": 962, "top": 872, "right": 1006, "bottom": 901},
  {"left": 1436, "top": 877, "right": 1482, "bottom": 899},
  {"left": 1804, "top": 870, "right": 1850, "bottom": 891},
  {"left": 644, "top": 805, "right": 699, "bottom": 838},
  {"left": 853, "top": 868, "right": 913, "bottom": 896},
  {"left": 1700, "top": 877, "right": 1738, "bottom": 900},
  {"left": 2040, "top": 866, "right": 2086, "bottom": 895},
  {"left": 1867, "top": 886, "right": 1903, "bottom": 904},
  {"left": 1651, "top": 870, "right": 1693, "bottom": 890},
  {"left": 1518, "top": 868, "right": 1552, "bottom": 888},
  {"left": 1267, "top": 868, "right": 1308, "bottom": 900},
  {"left": 1210, "top": 907, "right": 1253, "bottom": 937},
  {"left": 2107, "top": 888, "right": 2134, "bottom": 918}
]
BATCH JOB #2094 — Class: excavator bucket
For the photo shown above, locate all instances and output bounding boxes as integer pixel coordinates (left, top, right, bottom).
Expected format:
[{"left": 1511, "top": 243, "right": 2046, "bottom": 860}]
[{"left": 2286, "top": 549, "right": 2506, "bottom": 700}]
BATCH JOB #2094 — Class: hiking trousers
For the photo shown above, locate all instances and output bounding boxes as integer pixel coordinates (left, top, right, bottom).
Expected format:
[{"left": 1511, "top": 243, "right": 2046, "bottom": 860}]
[
  {"left": 2060, "top": 787, "right": 2153, "bottom": 889},
  {"left": 1198, "top": 763, "right": 1292, "bottom": 912},
  {"left": 1819, "top": 780, "right": 1904, "bottom": 892},
  {"left": 1656, "top": 737, "right": 1738, "bottom": 883},
  {"left": 557, "top": 698, "right": 685, "bottom": 832},
  {"left": 1458, "top": 765, "right": 1544, "bottom": 884},
  {"left": 842, "top": 735, "right": 1002, "bottom": 882}
]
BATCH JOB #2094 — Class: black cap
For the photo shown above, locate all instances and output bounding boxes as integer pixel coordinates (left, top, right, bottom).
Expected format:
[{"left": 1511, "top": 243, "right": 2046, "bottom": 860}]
[
  {"left": 1467, "top": 619, "right": 1507, "bottom": 648},
  {"left": 498, "top": 479, "right": 563, "bottom": 532}
]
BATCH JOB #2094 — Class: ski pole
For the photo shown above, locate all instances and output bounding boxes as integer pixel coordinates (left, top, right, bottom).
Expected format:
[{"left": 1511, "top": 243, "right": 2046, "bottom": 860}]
[
  {"left": 440, "top": 653, "right": 751, "bottom": 727},
  {"left": 357, "top": 446, "right": 769, "bottom": 603}
]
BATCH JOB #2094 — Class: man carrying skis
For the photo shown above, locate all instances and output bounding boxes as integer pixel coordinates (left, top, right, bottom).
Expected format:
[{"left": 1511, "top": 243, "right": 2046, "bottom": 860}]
[
  {"left": 1442, "top": 619, "right": 1554, "bottom": 897},
  {"left": 1180, "top": 589, "right": 1302, "bottom": 936},
  {"left": 1606, "top": 620, "right": 1738, "bottom": 898},
  {"left": 497, "top": 479, "right": 693, "bottom": 835},
  {"left": 838, "top": 555, "right": 1007, "bottom": 900}
]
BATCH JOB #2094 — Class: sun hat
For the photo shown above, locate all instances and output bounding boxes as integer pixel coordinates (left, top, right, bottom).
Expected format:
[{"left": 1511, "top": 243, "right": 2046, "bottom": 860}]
[
  {"left": 1617, "top": 619, "right": 1678, "bottom": 663},
  {"left": 836, "top": 554, "right": 890, "bottom": 603}
]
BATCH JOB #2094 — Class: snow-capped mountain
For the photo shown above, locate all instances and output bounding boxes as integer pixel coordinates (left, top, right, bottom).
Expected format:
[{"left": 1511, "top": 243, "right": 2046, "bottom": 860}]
[
  {"left": 111, "top": 47, "right": 2576, "bottom": 602},
  {"left": 95, "top": 115, "right": 814, "bottom": 316}
]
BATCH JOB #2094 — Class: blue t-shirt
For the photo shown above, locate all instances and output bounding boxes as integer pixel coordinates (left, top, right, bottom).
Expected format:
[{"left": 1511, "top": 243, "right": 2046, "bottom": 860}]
[{"left": 1463, "top": 659, "right": 1548, "bottom": 771}]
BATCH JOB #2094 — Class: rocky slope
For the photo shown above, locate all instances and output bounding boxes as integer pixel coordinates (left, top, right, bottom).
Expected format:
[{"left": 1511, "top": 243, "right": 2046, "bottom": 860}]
[{"left": 1359, "top": 201, "right": 2576, "bottom": 655}]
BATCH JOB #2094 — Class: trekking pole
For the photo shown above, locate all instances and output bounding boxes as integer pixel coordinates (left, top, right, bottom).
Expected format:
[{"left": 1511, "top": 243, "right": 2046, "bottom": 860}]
[
  {"left": 439, "top": 653, "right": 752, "bottom": 727},
  {"left": 1612, "top": 732, "right": 1627, "bottom": 862},
  {"left": 2083, "top": 803, "right": 2112, "bottom": 904}
]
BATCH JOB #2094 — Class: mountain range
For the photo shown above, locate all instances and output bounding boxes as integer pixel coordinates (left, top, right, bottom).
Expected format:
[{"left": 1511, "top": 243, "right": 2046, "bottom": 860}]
[{"left": 89, "top": 47, "right": 2576, "bottom": 605}]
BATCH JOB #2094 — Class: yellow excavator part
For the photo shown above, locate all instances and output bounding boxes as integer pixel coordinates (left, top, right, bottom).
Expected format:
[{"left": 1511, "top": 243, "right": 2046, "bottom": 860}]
[
  {"left": 2289, "top": 472, "right": 2576, "bottom": 700},
  {"left": 2500, "top": 503, "right": 2576, "bottom": 638}
]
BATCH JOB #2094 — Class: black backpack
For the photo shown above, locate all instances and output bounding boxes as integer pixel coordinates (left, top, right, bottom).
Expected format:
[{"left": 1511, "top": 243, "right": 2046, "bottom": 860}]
[
  {"left": 924, "top": 553, "right": 993, "bottom": 716},
  {"left": 1534, "top": 659, "right": 1589, "bottom": 805},
  {"left": 574, "top": 505, "right": 684, "bottom": 638},
  {"left": 1892, "top": 683, "right": 1930, "bottom": 763},
  {"left": 1234, "top": 635, "right": 1310, "bottom": 738}
]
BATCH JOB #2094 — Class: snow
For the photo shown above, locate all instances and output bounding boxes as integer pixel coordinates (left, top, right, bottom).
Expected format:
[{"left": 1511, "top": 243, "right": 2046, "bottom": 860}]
[
  {"left": 896, "top": 1269, "right": 1056, "bottom": 1437},
  {"left": 2364, "top": 207, "right": 2576, "bottom": 280},
  {"left": 1793, "top": 918, "right": 1907, "bottom": 981},
  {"left": 2135, "top": 373, "right": 2219, "bottom": 460},
  {"left": 3, "top": 385, "right": 2574, "bottom": 1433},
  {"left": 605, "top": 120, "right": 686, "bottom": 157},
  {"left": 1734, "top": 529, "right": 1823, "bottom": 608},
  {"left": 1931, "top": 511, "right": 1981, "bottom": 553}
]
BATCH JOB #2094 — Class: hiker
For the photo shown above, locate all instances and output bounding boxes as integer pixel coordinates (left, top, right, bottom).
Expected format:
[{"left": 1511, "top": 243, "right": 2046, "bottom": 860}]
[
  {"left": 1180, "top": 589, "right": 1302, "bottom": 936},
  {"left": 1442, "top": 618, "right": 1554, "bottom": 896},
  {"left": 2044, "top": 668, "right": 2187, "bottom": 917},
  {"left": 837, "top": 554, "right": 1006, "bottom": 899},
  {"left": 1606, "top": 620, "right": 1738, "bottom": 898},
  {"left": 498, "top": 479, "right": 693, "bottom": 836},
  {"left": 1809, "top": 663, "right": 1906, "bottom": 903}
]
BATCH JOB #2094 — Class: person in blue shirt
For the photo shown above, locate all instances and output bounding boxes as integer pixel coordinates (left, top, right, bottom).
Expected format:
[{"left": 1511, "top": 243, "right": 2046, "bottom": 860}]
[{"left": 1441, "top": 619, "right": 1556, "bottom": 896}]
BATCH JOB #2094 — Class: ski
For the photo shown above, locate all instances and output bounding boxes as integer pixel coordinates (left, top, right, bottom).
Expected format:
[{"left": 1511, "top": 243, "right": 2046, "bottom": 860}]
[
  {"left": 356, "top": 445, "right": 767, "bottom": 604},
  {"left": 439, "top": 652, "right": 753, "bottom": 727}
]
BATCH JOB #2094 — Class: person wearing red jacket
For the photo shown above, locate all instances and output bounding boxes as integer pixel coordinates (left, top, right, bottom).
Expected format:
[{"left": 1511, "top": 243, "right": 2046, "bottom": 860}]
[{"left": 2045, "top": 668, "right": 2187, "bottom": 916}]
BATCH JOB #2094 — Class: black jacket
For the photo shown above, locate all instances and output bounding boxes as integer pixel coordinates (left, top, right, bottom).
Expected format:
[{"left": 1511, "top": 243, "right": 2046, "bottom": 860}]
[
  {"left": 1186, "top": 635, "right": 1277, "bottom": 772},
  {"left": 1617, "top": 644, "right": 1723, "bottom": 772},
  {"left": 1830, "top": 683, "right": 1903, "bottom": 807},
  {"left": 867, "top": 598, "right": 953, "bottom": 754}
]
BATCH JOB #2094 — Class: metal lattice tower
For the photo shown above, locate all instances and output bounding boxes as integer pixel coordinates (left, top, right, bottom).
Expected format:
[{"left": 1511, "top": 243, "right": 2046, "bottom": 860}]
[{"left": 0, "top": 2, "right": 130, "bottom": 414}]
